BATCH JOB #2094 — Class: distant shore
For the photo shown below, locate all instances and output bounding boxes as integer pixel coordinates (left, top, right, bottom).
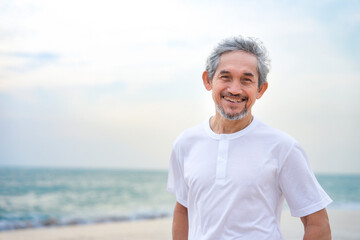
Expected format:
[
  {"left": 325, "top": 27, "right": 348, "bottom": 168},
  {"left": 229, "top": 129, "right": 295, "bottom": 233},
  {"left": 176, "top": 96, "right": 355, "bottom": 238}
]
[{"left": 1, "top": 210, "right": 359, "bottom": 240}]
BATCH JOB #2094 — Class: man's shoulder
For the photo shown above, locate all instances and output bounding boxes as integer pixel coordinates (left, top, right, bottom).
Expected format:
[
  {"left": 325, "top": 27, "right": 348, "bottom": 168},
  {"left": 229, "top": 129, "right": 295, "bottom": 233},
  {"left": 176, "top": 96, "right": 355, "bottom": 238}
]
[
  {"left": 172, "top": 121, "right": 207, "bottom": 147},
  {"left": 253, "top": 118, "right": 297, "bottom": 144}
]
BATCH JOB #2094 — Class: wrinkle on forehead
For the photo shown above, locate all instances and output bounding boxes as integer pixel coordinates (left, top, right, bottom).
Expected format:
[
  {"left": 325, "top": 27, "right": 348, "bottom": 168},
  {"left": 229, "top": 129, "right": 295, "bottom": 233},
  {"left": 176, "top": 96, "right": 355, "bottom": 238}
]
[{"left": 216, "top": 51, "right": 259, "bottom": 79}]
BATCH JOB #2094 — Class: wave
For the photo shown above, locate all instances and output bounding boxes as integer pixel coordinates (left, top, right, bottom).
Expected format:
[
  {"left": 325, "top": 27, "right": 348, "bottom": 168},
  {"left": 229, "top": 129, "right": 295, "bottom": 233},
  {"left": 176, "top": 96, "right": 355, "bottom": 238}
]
[{"left": 0, "top": 210, "right": 172, "bottom": 231}]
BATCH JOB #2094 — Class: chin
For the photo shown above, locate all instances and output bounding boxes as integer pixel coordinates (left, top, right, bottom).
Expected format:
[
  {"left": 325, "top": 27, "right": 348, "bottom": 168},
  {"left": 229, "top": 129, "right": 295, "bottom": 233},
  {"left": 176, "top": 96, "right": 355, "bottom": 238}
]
[{"left": 216, "top": 105, "right": 248, "bottom": 121}]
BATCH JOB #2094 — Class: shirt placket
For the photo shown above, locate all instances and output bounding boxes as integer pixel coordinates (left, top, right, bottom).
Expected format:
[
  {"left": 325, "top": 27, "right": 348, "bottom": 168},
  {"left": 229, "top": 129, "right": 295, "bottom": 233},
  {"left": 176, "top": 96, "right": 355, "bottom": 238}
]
[{"left": 216, "top": 136, "right": 229, "bottom": 183}]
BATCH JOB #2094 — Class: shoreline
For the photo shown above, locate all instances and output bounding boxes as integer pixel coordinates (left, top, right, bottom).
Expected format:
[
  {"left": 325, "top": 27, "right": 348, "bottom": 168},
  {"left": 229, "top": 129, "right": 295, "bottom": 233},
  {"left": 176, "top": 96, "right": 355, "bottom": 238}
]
[
  {"left": 0, "top": 213, "right": 172, "bottom": 232},
  {"left": 1, "top": 210, "right": 359, "bottom": 240}
]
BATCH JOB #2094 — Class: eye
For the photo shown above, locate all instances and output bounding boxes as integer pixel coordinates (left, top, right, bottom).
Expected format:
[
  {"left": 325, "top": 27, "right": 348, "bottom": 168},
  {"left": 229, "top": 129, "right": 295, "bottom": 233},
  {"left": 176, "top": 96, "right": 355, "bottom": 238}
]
[{"left": 220, "top": 75, "right": 230, "bottom": 81}]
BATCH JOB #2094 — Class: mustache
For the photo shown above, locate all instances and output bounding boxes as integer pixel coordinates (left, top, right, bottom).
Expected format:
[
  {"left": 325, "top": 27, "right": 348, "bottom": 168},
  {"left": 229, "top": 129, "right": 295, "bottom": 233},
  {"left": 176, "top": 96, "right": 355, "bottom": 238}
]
[{"left": 221, "top": 92, "right": 249, "bottom": 100}]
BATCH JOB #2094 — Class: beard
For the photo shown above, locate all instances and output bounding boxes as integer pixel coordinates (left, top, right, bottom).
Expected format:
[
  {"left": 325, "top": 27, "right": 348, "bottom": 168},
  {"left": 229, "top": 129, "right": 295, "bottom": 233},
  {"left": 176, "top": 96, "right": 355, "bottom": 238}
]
[{"left": 216, "top": 104, "right": 248, "bottom": 121}]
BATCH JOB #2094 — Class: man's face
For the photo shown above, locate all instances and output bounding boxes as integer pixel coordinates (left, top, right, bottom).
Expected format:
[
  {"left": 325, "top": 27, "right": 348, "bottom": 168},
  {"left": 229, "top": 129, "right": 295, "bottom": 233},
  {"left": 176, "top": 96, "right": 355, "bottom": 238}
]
[{"left": 203, "top": 51, "right": 267, "bottom": 120}]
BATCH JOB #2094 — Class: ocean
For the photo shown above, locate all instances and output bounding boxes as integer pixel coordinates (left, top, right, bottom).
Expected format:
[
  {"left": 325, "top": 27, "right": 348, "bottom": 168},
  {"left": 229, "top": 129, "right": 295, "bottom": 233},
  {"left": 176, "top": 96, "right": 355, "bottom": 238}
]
[{"left": 0, "top": 167, "right": 359, "bottom": 231}]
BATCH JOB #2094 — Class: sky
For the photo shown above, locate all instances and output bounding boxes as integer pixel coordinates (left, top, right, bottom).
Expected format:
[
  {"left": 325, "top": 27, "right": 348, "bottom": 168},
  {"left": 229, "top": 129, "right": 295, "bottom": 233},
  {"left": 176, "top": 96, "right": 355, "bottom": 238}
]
[{"left": 0, "top": 0, "right": 359, "bottom": 173}]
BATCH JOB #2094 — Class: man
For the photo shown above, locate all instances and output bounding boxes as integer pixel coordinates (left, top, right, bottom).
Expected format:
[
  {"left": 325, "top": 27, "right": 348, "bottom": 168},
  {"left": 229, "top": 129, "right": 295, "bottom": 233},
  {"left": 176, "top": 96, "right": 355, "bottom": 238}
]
[{"left": 167, "top": 35, "right": 332, "bottom": 239}]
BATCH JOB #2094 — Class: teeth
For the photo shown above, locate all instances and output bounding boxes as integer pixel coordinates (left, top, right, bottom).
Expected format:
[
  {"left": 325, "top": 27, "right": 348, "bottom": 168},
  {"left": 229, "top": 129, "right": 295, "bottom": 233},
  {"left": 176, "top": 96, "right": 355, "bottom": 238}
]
[{"left": 224, "top": 96, "right": 244, "bottom": 103}]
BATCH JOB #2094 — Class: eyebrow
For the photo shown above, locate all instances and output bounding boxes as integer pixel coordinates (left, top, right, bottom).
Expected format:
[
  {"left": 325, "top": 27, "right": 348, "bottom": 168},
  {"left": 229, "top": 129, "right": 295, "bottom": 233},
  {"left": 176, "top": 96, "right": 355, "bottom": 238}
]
[
  {"left": 244, "top": 72, "right": 255, "bottom": 77},
  {"left": 219, "top": 70, "right": 231, "bottom": 75},
  {"left": 219, "top": 70, "right": 255, "bottom": 77}
]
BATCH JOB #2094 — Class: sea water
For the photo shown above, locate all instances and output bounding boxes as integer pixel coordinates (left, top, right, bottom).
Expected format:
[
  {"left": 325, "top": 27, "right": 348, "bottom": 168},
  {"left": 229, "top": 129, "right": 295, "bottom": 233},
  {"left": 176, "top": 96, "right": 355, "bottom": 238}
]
[
  {"left": 0, "top": 167, "right": 359, "bottom": 231},
  {"left": 0, "top": 167, "right": 174, "bottom": 231}
]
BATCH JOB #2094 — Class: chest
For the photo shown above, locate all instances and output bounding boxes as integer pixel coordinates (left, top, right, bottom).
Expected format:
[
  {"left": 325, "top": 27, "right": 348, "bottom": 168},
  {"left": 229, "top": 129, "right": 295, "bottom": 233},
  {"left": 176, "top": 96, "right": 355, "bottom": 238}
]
[{"left": 183, "top": 138, "right": 281, "bottom": 196}]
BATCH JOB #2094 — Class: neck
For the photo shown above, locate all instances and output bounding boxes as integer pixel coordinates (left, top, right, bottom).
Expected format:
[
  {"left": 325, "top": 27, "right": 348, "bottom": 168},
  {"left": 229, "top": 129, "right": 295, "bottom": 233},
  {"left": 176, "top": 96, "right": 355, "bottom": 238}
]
[{"left": 210, "top": 111, "right": 254, "bottom": 134}]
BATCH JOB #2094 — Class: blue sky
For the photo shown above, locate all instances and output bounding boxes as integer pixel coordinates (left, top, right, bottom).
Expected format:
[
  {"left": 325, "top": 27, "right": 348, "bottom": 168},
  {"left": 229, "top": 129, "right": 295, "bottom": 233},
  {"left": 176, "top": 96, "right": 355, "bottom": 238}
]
[{"left": 0, "top": 0, "right": 359, "bottom": 173}]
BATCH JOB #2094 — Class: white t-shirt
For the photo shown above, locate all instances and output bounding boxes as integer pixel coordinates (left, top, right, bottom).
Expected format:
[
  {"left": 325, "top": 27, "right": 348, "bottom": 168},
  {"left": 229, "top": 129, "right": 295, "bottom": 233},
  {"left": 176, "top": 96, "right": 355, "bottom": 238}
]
[{"left": 167, "top": 117, "right": 332, "bottom": 240}]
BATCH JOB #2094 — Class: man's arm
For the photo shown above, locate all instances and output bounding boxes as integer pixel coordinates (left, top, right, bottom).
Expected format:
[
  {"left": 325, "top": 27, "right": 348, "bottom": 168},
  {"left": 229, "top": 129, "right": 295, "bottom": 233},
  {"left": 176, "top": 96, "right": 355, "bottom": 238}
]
[
  {"left": 172, "top": 202, "right": 188, "bottom": 240},
  {"left": 301, "top": 208, "right": 331, "bottom": 240}
]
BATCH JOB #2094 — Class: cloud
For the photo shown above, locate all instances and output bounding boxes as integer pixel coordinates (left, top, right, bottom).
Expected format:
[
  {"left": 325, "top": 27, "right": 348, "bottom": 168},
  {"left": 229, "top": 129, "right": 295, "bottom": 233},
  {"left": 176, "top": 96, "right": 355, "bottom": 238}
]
[
  {"left": 0, "top": 51, "right": 60, "bottom": 73},
  {"left": 2, "top": 0, "right": 357, "bottom": 92},
  {"left": 0, "top": 0, "right": 359, "bottom": 172}
]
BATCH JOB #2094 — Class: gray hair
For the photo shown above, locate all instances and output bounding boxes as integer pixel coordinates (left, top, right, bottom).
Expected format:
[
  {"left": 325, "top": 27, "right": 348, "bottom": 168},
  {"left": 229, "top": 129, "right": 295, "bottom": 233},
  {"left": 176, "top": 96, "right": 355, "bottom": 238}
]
[{"left": 205, "top": 35, "right": 271, "bottom": 88}]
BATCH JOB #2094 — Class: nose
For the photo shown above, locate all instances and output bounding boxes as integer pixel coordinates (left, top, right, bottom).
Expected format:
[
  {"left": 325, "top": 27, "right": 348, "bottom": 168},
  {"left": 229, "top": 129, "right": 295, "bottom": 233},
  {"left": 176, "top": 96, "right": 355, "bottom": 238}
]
[{"left": 227, "top": 80, "right": 243, "bottom": 95}]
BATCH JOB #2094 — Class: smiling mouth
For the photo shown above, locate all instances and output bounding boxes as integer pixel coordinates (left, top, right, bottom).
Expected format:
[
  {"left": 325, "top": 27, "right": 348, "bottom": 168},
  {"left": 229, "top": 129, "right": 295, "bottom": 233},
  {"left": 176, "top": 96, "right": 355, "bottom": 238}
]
[{"left": 223, "top": 95, "right": 248, "bottom": 103}]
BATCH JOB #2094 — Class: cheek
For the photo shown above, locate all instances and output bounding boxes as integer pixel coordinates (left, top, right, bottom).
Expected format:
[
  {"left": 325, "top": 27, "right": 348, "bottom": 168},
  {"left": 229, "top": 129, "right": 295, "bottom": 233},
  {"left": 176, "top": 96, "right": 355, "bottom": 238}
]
[
  {"left": 242, "top": 89, "right": 254, "bottom": 102},
  {"left": 212, "top": 91, "right": 220, "bottom": 103},
  {"left": 212, "top": 88, "right": 223, "bottom": 100},
  {"left": 247, "top": 93, "right": 259, "bottom": 106}
]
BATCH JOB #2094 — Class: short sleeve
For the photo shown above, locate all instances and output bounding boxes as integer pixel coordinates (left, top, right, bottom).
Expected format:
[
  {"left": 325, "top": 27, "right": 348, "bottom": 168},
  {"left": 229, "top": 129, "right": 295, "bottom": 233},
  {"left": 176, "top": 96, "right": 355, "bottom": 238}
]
[
  {"left": 279, "top": 142, "right": 332, "bottom": 217},
  {"left": 167, "top": 143, "right": 189, "bottom": 208}
]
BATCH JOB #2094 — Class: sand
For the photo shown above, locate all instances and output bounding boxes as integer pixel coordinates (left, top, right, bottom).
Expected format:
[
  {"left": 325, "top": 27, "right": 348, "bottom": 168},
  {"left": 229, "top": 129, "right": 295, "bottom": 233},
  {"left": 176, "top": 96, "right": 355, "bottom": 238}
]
[{"left": 1, "top": 210, "right": 359, "bottom": 240}]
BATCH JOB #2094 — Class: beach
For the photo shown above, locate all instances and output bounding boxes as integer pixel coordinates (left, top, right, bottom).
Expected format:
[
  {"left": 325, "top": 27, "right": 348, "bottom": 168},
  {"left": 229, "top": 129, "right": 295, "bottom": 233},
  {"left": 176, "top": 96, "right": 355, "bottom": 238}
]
[{"left": 1, "top": 210, "right": 359, "bottom": 240}]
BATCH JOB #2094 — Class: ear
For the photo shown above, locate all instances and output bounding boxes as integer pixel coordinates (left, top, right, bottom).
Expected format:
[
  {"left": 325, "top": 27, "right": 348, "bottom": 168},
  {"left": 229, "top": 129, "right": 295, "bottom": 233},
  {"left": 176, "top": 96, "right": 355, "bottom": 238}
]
[
  {"left": 202, "top": 71, "right": 212, "bottom": 91},
  {"left": 256, "top": 82, "right": 268, "bottom": 99}
]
